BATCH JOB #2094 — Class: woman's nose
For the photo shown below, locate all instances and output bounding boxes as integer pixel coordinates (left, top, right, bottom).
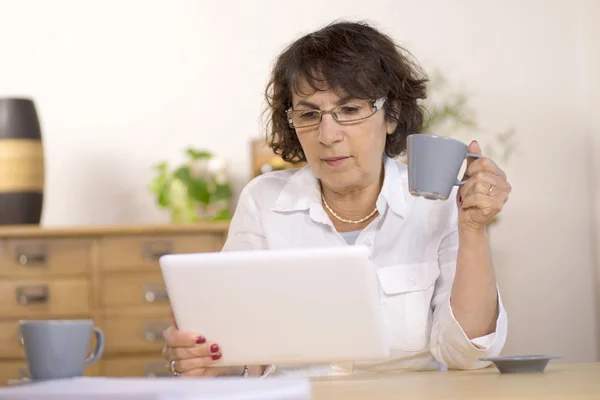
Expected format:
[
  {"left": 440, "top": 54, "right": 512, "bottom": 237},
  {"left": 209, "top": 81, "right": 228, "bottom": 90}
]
[{"left": 318, "top": 113, "right": 343, "bottom": 145}]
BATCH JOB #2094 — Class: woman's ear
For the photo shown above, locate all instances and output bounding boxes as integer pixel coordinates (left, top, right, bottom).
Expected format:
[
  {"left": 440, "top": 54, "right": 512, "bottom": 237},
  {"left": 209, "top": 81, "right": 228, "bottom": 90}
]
[
  {"left": 385, "top": 100, "right": 400, "bottom": 135},
  {"left": 386, "top": 120, "right": 398, "bottom": 135}
]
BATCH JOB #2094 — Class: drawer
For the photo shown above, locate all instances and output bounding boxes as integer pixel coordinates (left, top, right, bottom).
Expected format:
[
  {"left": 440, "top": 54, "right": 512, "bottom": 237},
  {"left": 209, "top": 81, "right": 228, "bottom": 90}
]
[
  {"left": 104, "top": 356, "right": 170, "bottom": 377},
  {"left": 0, "top": 321, "right": 25, "bottom": 359},
  {"left": 99, "top": 234, "right": 224, "bottom": 272},
  {"left": 0, "top": 238, "right": 93, "bottom": 277},
  {"left": 104, "top": 316, "right": 171, "bottom": 354},
  {"left": 102, "top": 272, "right": 169, "bottom": 310},
  {"left": 0, "top": 278, "right": 91, "bottom": 318},
  {"left": 0, "top": 361, "right": 28, "bottom": 386},
  {"left": 0, "top": 360, "right": 102, "bottom": 386}
]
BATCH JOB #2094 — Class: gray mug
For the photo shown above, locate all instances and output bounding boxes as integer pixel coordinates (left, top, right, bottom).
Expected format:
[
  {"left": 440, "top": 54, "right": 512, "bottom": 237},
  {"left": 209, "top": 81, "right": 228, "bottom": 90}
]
[
  {"left": 407, "top": 134, "right": 481, "bottom": 200},
  {"left": 19, "top": 319, "right": 104, "bottom": 381}
]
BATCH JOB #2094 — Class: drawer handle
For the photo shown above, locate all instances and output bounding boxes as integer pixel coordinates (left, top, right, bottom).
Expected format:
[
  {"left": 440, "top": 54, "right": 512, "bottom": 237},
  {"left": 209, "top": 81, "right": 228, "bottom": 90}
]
[
  {"left": 145, "top": 361, "right": 170, "bottom": 377},
  {"left": 143, "top": 283, "right": 169, "bottom": 303},
  {"left": 16, "top": 246, "right": 48, "bottom": 266},
  {"left": 16, "top": 285, "right": 49, "bottom": 305},
  {"left": 142, "top": 242, "right": 173, "bottom": 261},
  {"left": 143, "top": 321, "right": 171, "bottom": 343}
]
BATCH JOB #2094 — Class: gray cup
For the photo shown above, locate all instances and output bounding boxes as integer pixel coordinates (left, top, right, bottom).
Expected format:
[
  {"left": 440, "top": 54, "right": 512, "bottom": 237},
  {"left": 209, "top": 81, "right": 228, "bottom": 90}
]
[
  {"left": 19, "top": 319, "right": 104, "bottom": 381},
  {"left": 407, "top": 134, "right": 481, "bottom": 200}
]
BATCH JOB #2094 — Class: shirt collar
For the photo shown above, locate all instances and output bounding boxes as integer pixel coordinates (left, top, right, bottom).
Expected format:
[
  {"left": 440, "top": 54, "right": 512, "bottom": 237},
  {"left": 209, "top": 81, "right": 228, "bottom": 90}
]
[
  {"left": 271, "top": 165, "right": 321, "bottom": 213},
  {"left": 271, "top": 155, "right": 408, "bottom": 219},
  {"left": 377, "top": 155, "right": 408, "bottom": 218}
]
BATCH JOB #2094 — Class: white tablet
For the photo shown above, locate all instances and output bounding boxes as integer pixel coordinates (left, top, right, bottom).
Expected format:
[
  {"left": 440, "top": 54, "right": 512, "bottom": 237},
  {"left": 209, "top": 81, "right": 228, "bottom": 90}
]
[{"left": 159, "top": 246, "right": 390, "bottom": 367}]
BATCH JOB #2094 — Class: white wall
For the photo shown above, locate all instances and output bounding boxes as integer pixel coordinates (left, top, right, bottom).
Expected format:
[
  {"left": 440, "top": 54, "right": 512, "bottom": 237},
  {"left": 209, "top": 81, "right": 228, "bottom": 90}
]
[
  {"left": 0, "top": 0, "right": 597, "bottom": 362},
  {"left": 578, "top": 0, "right": 600, "bottom": 360}
]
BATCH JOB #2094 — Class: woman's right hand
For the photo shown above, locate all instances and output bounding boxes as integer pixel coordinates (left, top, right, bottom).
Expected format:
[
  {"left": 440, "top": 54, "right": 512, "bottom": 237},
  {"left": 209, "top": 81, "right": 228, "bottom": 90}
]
[{"left": 162, "top": 309, "right": 232, "bottom": 377}]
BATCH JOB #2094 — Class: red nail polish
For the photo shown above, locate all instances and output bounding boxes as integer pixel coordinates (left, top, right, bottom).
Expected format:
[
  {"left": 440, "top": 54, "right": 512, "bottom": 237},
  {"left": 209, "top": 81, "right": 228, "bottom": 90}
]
[
  {"left": 195, "top": 336, "right": 206, "bottom": 344},
  {"left": 211, "top": 354, "right": 221, "bottom": 360},
  {"left": 210, "top": 344, "right": 219, "bottom": 353}
]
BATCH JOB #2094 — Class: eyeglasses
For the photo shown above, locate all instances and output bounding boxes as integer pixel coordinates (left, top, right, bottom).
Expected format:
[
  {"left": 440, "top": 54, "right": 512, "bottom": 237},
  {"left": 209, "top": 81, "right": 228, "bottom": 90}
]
[{"left": 286, "top": 97, "right": 386, "bottom": 129}]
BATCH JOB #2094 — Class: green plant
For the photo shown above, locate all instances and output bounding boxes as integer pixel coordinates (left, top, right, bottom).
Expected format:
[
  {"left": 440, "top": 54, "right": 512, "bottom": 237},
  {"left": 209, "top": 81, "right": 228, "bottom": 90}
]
[
  {"left": 421, "top": 70, "right": 519, "bottom": 164},
  {"left": 149, "top": 147, "right": 232, "bottom": 223}
]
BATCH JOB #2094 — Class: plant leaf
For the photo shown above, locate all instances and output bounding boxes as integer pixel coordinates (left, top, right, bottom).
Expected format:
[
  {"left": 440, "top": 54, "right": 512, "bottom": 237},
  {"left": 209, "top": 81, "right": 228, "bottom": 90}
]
[
  {"left": 213, "top": 208, "right": 232, "bottom": 221},
  {"left": 151, "top": 177, "right": 170, "bottom": 208},
  {"left": 212, "top": 182, "right": 232, "bottom": 201},
  {"left": 149, "top": 162, "right": 171, "bottom": 208},
  {"left": 174, "top": 166, "right": 191, "bottom": 185},
  {"left": 185, "top": 148, "right": 213, "bottom": 160},
  {"left": 155, "top": 161, "right": 168, "bottom": 169},
  {"left": 188, "top": 177, "right": 210, "bottom": 204}
]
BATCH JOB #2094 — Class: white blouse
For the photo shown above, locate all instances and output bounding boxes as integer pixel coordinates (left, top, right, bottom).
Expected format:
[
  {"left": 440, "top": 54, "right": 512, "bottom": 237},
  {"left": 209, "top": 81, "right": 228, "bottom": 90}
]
[{"left": 222, "top": 156, "right": 507, "bottom": 377}]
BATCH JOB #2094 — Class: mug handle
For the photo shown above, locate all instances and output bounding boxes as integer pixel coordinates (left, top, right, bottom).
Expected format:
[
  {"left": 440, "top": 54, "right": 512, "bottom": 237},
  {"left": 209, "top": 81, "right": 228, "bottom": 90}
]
[
  {"left": 84, "top": 327, "right": 105, "bottom": 367},
  {"left": 454, "top": 152, "right": 481, "bottom": 186}
]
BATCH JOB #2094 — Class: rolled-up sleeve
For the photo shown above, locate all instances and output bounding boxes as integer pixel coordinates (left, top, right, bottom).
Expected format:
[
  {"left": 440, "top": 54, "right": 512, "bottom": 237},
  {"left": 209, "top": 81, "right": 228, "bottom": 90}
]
[
  {"left": 222, "top": 183, "right": 268, "bottom": 252},
  {"left": 429, "top": 208, "right": 508, "bottom": 370}
]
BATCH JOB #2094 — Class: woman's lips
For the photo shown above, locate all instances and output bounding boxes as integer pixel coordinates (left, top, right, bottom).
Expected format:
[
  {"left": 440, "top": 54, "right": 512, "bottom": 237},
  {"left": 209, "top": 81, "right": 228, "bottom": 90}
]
[{"left": 322, "top": 156, "right": 349, "bottom": 167}]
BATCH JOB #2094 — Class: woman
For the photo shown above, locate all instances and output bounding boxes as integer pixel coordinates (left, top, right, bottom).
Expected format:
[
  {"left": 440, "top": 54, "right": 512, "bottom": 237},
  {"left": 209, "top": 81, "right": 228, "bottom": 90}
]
[{"left": 162, "top": 20, "right": 510, "bottom": 378}]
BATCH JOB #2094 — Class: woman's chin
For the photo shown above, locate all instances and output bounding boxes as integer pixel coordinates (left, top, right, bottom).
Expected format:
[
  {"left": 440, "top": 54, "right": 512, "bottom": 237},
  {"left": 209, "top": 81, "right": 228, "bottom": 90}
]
[{"left": 319, "top": 173, "right": 359, "bottom": 191}]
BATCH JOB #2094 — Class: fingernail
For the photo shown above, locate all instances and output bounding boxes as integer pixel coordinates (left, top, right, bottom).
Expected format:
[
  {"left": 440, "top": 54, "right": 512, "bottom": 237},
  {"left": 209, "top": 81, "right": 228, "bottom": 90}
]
[
  {"left": 210, "top": 344, "right": 219, "bottom": 353},
  {"left": 195, "top": 336, "right": 206, "bottom": 344},
  {"left": 211, "top": 354, "right": 222, "bottom": 361}
]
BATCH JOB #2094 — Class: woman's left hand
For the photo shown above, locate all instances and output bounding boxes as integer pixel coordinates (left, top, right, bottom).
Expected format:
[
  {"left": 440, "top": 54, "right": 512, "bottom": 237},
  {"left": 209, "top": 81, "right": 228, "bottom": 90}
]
[{"left": 457, "top": 140, "right": 512, "bottom": 232}]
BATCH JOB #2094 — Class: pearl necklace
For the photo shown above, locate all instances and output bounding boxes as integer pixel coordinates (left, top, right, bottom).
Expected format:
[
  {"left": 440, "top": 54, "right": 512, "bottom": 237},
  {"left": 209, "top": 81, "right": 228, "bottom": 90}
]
[{"left": 321, "top": 196, "right": 378, "bottom": 224}]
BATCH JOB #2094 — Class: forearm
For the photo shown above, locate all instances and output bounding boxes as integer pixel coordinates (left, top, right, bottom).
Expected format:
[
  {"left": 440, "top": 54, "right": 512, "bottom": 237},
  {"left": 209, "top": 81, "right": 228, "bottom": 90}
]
[{"left": 450, "top": 227, "right": 498, "bottom": 339}]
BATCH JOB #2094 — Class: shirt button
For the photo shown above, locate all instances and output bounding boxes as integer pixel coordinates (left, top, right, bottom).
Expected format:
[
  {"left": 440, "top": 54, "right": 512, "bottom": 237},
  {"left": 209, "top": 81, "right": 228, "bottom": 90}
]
[
  {"left": 363, "top": 237, "right": 373, "bottom": 246},
  {"left": 409, "top": 278, "right": 417, "bottom": 287}
]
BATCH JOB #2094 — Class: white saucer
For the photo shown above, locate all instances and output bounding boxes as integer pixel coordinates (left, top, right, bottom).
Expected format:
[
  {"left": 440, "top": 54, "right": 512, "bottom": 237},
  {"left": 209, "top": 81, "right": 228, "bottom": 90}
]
[{"left": 479, "top": 354, "right": 564, "bottom": 373}]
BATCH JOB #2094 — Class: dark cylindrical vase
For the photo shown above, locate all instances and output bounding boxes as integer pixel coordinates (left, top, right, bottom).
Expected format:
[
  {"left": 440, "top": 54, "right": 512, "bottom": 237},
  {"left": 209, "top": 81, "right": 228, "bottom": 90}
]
[{"left": 0, "top": 98, "right": 44, "bottom": 225}]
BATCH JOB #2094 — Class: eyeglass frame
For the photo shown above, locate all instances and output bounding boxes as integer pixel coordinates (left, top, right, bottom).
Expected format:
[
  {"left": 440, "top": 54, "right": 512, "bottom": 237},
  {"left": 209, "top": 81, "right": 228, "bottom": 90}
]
[{"left": 286, "top": 97, "right": 387, "bottom": 129}]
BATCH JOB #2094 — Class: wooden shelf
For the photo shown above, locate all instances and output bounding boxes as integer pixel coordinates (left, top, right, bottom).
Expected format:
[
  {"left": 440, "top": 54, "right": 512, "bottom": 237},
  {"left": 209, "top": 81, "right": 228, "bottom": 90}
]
[{"left": 0, "top": 223, "right": 230, "bottom": 238}]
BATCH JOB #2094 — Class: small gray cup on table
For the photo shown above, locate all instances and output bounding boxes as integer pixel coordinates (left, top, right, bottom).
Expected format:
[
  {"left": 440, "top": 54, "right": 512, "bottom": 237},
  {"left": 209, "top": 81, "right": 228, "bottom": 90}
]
[
  {"left": 19, "top": 319, "right": 104, "bottom": 381},
  {"left": 407, "top": 133, "right": 481, "bottom": 200}
]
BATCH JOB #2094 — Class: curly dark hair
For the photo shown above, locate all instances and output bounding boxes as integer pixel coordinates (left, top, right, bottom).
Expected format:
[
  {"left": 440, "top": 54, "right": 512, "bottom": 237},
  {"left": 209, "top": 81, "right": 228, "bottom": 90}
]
[{"left": 263, "top": 20, "right": 428, "bottom": 163}]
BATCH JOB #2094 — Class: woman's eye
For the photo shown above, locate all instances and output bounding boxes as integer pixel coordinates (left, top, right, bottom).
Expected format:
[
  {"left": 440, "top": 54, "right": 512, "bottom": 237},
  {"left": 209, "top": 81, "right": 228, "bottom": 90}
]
[
  {"left": 299, "top": 111, "right": 319, "bottom": 119},
  {"left": 339, "top": 106, "right": 360, "bottom": 114}
]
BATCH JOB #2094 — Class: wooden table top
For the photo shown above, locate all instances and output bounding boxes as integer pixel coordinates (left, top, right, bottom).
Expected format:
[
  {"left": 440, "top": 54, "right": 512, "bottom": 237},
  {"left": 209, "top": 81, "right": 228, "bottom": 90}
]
[{"left": 310, "top": 363, "right": 600, "bottom": 400}]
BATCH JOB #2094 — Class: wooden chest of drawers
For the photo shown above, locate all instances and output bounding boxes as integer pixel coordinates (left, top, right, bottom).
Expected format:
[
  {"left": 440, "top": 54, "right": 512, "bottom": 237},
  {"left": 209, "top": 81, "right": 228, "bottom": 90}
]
[{"left": 0, "top": 223, "right": 229, "bottom": 385}]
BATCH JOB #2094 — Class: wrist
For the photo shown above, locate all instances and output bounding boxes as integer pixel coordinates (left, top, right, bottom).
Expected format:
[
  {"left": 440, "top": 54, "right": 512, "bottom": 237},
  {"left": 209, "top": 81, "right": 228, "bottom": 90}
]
[{"left": 458, "top": 226, "right": 488, "bottom": 241}]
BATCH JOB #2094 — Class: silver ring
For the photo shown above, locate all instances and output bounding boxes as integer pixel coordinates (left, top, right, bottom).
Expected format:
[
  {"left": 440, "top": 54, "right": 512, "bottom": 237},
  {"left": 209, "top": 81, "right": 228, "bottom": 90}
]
[{"left": 169, "top": 359, "right": 180, "bottom": 377}]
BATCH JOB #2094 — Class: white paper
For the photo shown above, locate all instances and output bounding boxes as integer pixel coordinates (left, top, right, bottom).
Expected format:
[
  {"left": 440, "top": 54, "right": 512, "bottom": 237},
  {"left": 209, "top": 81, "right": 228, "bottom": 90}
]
[{"left": 0, "top": 376, "right": 312, "bottom": 400}]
